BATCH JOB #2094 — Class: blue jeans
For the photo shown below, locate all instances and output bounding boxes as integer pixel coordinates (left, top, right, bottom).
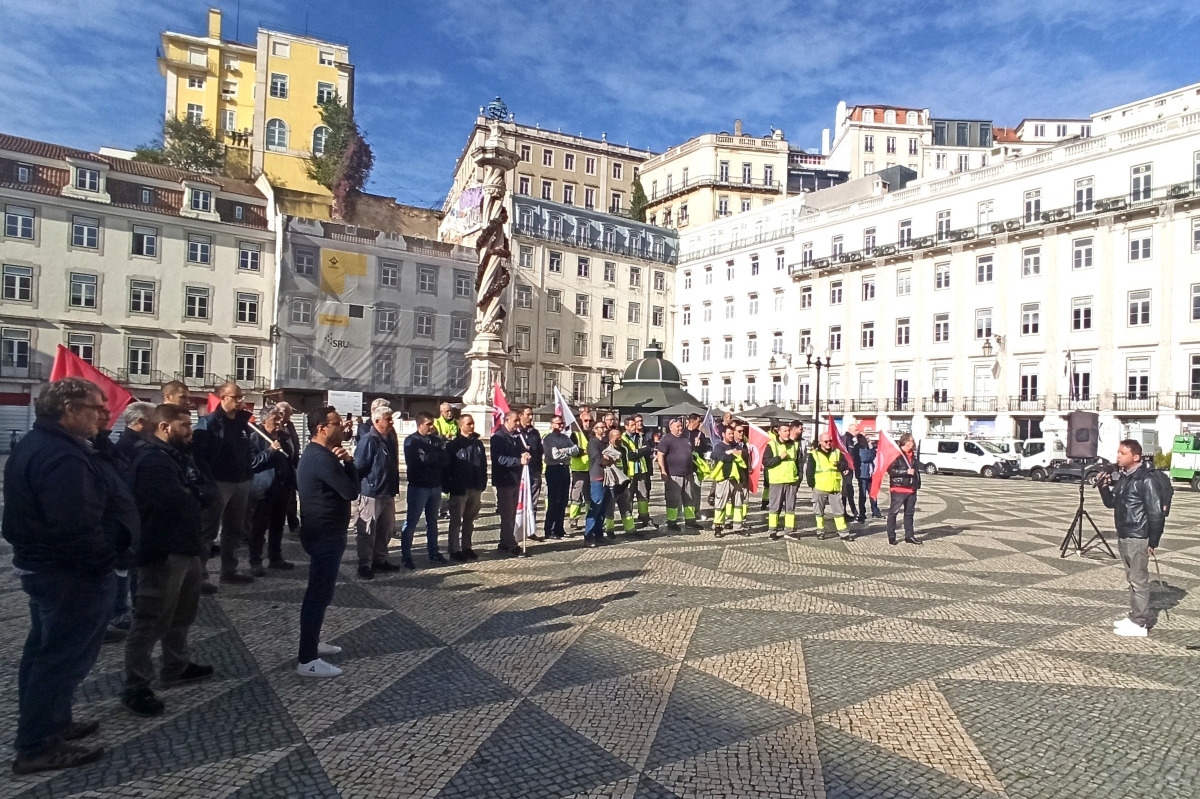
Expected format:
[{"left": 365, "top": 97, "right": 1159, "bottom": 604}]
[
  {"left": 584, "top": 480, "right": 610, "bottom": 540},
  {"left": 298, "top": 538, "right": 345, "bottom": 664},
  {"left": 402, "top": 485, "right": 442, "bottom": 559},
  {"left": 858, "top": 477, "right": 881, "bottom": 517},
  {"left": 17, "top": 570, "right": 116, "bottom": 756}
]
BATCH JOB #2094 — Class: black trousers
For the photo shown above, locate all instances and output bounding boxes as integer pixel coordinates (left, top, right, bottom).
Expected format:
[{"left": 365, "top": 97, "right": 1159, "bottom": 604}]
[
  {"left": 886, "top": 491, "right": 917, "bottom": 542},
  {"left": 248, "top": 485, "right": 290, "bottom": 566},
  {"left": 544, "top": 465, "right": 570, "bottom": 538}
]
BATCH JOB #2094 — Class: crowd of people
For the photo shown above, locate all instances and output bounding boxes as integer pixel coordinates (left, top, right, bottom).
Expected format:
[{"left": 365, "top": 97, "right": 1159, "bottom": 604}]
[{"left": 1, "top": 378, "right": 1171, "bottom": 774}]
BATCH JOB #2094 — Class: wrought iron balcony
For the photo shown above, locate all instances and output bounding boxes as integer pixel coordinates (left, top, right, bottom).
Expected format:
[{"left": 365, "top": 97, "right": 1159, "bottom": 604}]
[
  {"left": 922, "top": 397, "right": 954, "bottom": 413},
  {"left": 229, "top": 375, "right": 270, "bottom": 392},
  {"left": 118, "top": 368, "right": 169, "bottom": 386},
  {"left": 175, "top": 371, "right": 223, "bottom": 390},
  {"left": 1057, "top": 396, "right": 1098, "bottom": 412},
  {"left": 849, "top": 399, "right": 877, "bottom": 412},
  {"left": 962, "top": 396, "right": 999, "bottom": 413},
  {"left": 0, "top": 360, "right": 44, "bottom": 380},
  {"left": 1008, "top": 395, "right": 1045, "bottom": 413},
  {"left": 886, "top": 398, "right": 914, "bottom": 413}
]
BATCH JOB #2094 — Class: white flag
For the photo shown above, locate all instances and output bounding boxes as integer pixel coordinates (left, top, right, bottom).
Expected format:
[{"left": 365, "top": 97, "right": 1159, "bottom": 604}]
[
  {"left": 553, "top": 385, "right": 578, "bottom": 430},
  {"left": 514, "top": 464, "right": 537, "bottom": 544}
]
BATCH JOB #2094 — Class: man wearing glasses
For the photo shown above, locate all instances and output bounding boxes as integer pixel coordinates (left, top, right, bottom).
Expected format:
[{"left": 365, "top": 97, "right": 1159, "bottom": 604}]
[
  {"left": 193, "top": 382, "right": 280, "bottom": 589},
  {"left": 4, "top": 378, "right": 129, "bottom": 773}
]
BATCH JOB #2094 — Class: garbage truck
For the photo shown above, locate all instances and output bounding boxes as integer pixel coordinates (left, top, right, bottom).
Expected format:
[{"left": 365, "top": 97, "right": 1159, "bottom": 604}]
[{"left": 1169, "top": 434, "right": 1200, "bottom": 491}]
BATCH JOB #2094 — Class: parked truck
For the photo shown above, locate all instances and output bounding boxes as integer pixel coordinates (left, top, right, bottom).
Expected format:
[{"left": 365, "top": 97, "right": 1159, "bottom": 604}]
[{"left": 1169, "top": 434, "right": 1200, "bottom": 491}]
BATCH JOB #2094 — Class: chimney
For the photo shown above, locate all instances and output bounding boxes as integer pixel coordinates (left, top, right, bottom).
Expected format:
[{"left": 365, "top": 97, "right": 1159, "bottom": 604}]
[
  {"left": 821, "top": 128, "right": 830, "bottom": 155},
  {"left": 207, "top": 7, "right": 222, "bottom": 39},
  {"left": 734, "top": 119, "right": 742, "bottom": 137}
]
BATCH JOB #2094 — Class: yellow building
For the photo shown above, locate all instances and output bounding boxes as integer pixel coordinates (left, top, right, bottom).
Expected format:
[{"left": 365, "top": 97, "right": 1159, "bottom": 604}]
[{"left": 158, "top": 8, "right": 353, "bottom": 202}]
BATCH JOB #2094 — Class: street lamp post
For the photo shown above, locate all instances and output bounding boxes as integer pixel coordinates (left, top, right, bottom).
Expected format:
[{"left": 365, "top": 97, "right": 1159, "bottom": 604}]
[
  {"left": 806, "top": 344, "right": 832, "bottom": 432},
  {"left": 600, "top": 372, "right": 615, "bottom": 407}
]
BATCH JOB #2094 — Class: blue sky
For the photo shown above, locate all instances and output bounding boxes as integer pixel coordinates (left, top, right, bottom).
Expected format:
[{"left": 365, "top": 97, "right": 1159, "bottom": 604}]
[{"left": 3, "top": 0, "right": 1198, "bottom": 209}]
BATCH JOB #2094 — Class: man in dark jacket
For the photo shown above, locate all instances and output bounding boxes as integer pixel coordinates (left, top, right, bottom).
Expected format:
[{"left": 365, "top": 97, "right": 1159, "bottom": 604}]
[
  {"left": 492, "top": 410, "right": 531, "bottom": 554},
  {"left": 246, "top": 408, "right": 295, "bottom": 576},
  {"left": 885, "top": 433, "right": 921, "bottom": 545},
  {"left": 516, "top": 406, "right": 544, "bottom": 535},
  {"left": 444, "top": 414, "right": 488, "bottom": 560},
  {"left": 840, "top": 423, "right": 861, "bottom": 524},
  {"left": 353, "top": 406, "right": 401, "bottom": 578},
  {"left": 295, "top": 406, "right": 360, "bottom": 678},
  {"left": 114, "top": 402, "right": 155, "bottom": 462},
  {"left": 192, "top": 381, "right": 279, "bottom": 587},
  {"left": 275, "top": 402, "right": 303, "bottom": 532},
  {"left": 121, "top": 404, "right": 214, "bottom": 717},
  {"left": 1097, "top": 439, "right": 1167, "bottom": 638},
  {"left": 3, "top": 378, "right": 123, "bottom": 774},
  {"left": 401, "top": 411, "right": 449, "bottom": 567},
  {"left": 542, "top": 414, "right": 579, "bottom": 539}
]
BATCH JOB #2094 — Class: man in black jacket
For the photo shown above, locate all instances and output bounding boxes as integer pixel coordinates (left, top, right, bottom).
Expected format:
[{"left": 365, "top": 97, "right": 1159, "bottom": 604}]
[
  {"left": 193, "top": 382, "right": 280, "bottom": 587},
  {"left": 492, "top": 410, "right": 531, "bottom": 554},
  {"left": 246, "top": 409, "right": 295, "bottom": 576},
  {"left": 516, "top": 406, "right": 544, "bottom": 531},
  {"left": 445, "top": 414, "right": 488, "bottom": 560},
  {"left": 275, "top": 402, "right": 303, "bottom": 532},
  {"left": 1097, "top": 439, "right": 1167, "bottom": 638},
  {"left": 3, "top": 378, "right": 123, "bottom": 774},
  {"left": 542, "top": 415, "right": 579, "bottom": 540},
  {"left": 122, "top": 404, "right": 214, "bottom": 717},
  {"left": 401, "top": 412, "right": 449, "bottom": 567},
  {"left": 295, "top": 406, "right": 360, "bottom": 678},
  {"left": 353, "top": 406, "right": 401, "bottom": 578}
]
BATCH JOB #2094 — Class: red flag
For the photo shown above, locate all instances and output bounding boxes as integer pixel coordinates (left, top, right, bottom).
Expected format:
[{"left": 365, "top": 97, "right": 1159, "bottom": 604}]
[
  {"left": 49, "top": 345, "right": 133, "bottom": 420},
  {"left": 206, "top": 392, "right": 221, "bottom": 414},
  {"left": 870, "top": 430, "right": 903, "bottom": 500},
  {"left": 491, "top": 381, "right": 510, "bottom": 434},
  {"left": 827, "top": 415, "right": 853, "bottom": 463},
  {"left": 745, "top": 423, "right": 772, "bottom": 494}
]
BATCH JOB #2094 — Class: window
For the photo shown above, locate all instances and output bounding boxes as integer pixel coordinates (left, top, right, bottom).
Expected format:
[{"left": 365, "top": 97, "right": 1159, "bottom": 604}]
[
  {"left": 1075, "top": 177, "right": 1094, "bottom": 212},
  {"left": 371, "top": 260, "right": 397, "bottom": 287},
  {"left": 832, "top": 235, "right": 844, "bottom": 257},
  {"left": 886, "top": 136, "right": 897, "bottom": 154},
  {"left": 861, "top": 322, "right": 875, "bottom": 349},
  {"left": 563, "top": 184, "right": 575, "bottom": 205},
  {"left": 516, "top": 175, "right": 531, "bottom": 196},
  {"left": 1127, "top": 358, "right": 1150, "bottom": 398},
  {"left": 723, "top": 337, "right": 734, "bottom": 359},
  {"left": 513, "top": 325, "right": 531, "bottom": 351},
  {"left": 830, "top": 280, "right": 843, "bottom": 305},
  {"left": 775, "top": 250, "right": 786, "bottom": 272},
  {"left": 128, "top": 279, "right": 155, "bottom": 313},
  {"left": 680, "top": 342, "right": 690, "bottom": 363},
  {"left": 314, "top": 48, "right": 335, "bottom": 65},
  {"left": 576, "top": 256, "right": 590, "bottom": 278},
  {"left": 778, "top": 331, "right": 790, "bottom": 354},
  {"left": 896, "top": 317, "right": 911, "bottom": 346},
  {"left": 186, "top": 103, "right": 204, "bottom": 124},
  {"left": 233, "top": 347, "right": 257, "bottom": 381},
  {"left": 1023, "top": 189, "right": 1041, "bottom": 223},
  {"left": 1193, "top": 218, "right": 1200, "bottom": 252},
  {"left": 234, "top": 205, "right": 244, "bottom": 221},
  {"left": 975, "top": 308, "right": 992, "bottom": 339},
  {"left": 748, "top": 294, "right": 759, "bottom": 316},
  {"left": 628, "top": 302, "right": 641, "bottom": 323},
  {"left": 701, "top": 340, "right": 711, "bottom": 361},
  {"left": 68, "top": 333, "right": 94, "bottom": 364},
  {"left": 584, "top": 187, "right": 596, "bottom": 209},
  {"left": 862, "top": 276, "right": 875, "bottom": 301},
  {"left": 5, "top": 205, "right": 33, "bottom": 239},
  {"left": 1022, "top": 247, "right": 1041, "bottom": 276},
  {"left": 1021, "top": 302, "right": 1040, "bottom": 335},
  {"left": 610, "top": 192, "right": 622, "bottom": 213},
  {"left": 864, "top": 135, "right": 875, "bottom": 153},
  {"left": 1195, "top": 285, "right": 1200, "bottom": 322},
  {"left": 601, "top": 261, "right": 616, "bottom": 283},
  {"left": 515, "top": 284, "right": 532, "bottom": 309},
  {"left": 220, "top": 110, "right": 237, "bottom": 133},
  {"left": 288, "top": 346, "right": 309, "bottom": 381},
  {"left": 1, "top": 328, "right": 30, "bottom": 369},
  {"left": 863, "top": 162, "right": 874, "bottom": 175},
  {"left": 1071, "top": 363, "right": 1091, "bottom": 400},
  {"left": 16, "top": 165, "right": 31, "bottom": 183},
  {"left": 652, "top": 306, "right": 664, "bottom": 326},
  {"left": 534, "top": 326, "right": 556, "bottom": 355},
  {"left": 266, "top": 118, "right": 288, "bottom": 150},
  {"left": 1131, "top": 163, "right": 1152, "bottom": 202},
  {"left": 269, "top": 73, "right": 289, "bottom": 99},
  {"left": 829, "top": 325, "right": 842, "bottom": 352},
  {"left": 2, "top": 264, "right": 33, "bottom": 301},
  {"left": 291, "top": 298, "right": 312, "bottom": 324},
  {"left": 936, "top": 210, "right": 951, "bottom": 241},
  {"left": 653, "top": 269, "right": 666, "bottom": 291},
  {"left": 185, "top": 189, "right": 212, "bottom": 215},
  {"left": 575, "top": 294, "right": 590, "bottom": 316},
  {"left": 128, "top": 338, "right": 152, "bottom": 376},
  {"left": 236, "top": 292, "right": 259, "bottom": 324},
  {"left": 1128, "top": 290, "right": 1151, "bottom": 326},
  {"left": 722, "top": 378, "right": 733, "bottom": 405},
  {"left": 1072, "top": 237, "right": 1093, "bottom": 270},
  {"left": 547, "top": 289, "right": 562, "bottom": 313},
  {"left": 415, "top": 266, "right": 435, "bottom": 294},
  {"left": 412, "top": 355, "right": 431, "bottom": 387},
  {"left": 453, "top": 272, "right": 472, "bottom": 298},
  {"left": 185, "top": 286, "right": 210, "bottom": 319},
  {"left": 369, "top": 354, "right": 392, "bottom": 387},
  {"left": 1020, "top": 366, "right": 1039, "bottom": 401},
  {"left": 548, "top": 251, "right": 562, "bottom": 273},
  {"left": 412, "top": 312, "right": 433, "bottom": 338},
  {"left": 934, "top": 262, "right": 950, "bottom": 290},
  {"left": 935, "top": 153, "right": 946, "bottom": 170},
  {"left": 702, "top": 302, "right": 712, "bottom": 323},
  {"left": 958, "top": 154, "right": 970, "bottom": 172},
  {"left": 443, "top": 315, "right": 466, "bottom": 341},
  {"left": 741, "top": 162, "right": 753, "bottom": 184},
  {"left": 72, "top": 216, "right": 99, "bottom": 248},
  {"left": 74, "top": 167, "right": 100, "bottom": 192},
  {"left": 1033, "top": 123, "right": 1046, "bottom": 137},
  {"left": 599, "top": 335, "right": 614, "bottom": 360},
  {"left": 601, "top": 297, "right": 616, "bottom": 320},
  {"left": 909, "top": 137, "right": 919, "bottom": 155},
  {"left": 1129, "top": 228, "right": 1151, "bottom": 261},
  {"left": 69, "top": 273, "right": 97, "bottom": 308},
  {"left": 863, "top": 227, "right": 876, "bottom": 252},
  {"left": 132, "top": 226, "right": 158, "bottom": 257},
  {"left": 681, "top": 305, "right": 691, "bottom": 325},
  {"left": 239, "top": 243, "right": 261, "bottom": 272},
  {"left": 747, "top": 336, "right": 758, "bottom": 357},
  {"left": 774, "top": 291, "right": 784, "bottom": 313},
  {"left": 724, "top": 299, "right": 734, "bottom": 320},
  {"left": 316, "top": 81, "right": 336, "bottom": 104},
  {"left": 976, "top": 254, "right": 993, "bottom": 283},
  {"left": 898, "top": 219, "right": 912, "bottom": 247},
  {"left": 896, "top": 269, "right": 912, "bottom": 296},
  {"left": 312, "top": 125, "right": 331, "bottom": 156},
  {"left": 933, "top": 313, "right": 950, "bottom": 342},
  {"left": 1072, "top": 297, "right": 1092, "bottom": 331},
  {"left": 272, "top": 40, "right": 290, "bottom": 57},
  {"left": 540, "top": 148, "right": 556, "bottom": 167},
  {"left": 725, "top": 261, "right": 735, "bottom": 281}
]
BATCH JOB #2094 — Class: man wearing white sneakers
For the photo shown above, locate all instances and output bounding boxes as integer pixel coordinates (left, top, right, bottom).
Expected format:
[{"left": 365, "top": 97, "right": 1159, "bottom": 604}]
[
  {"left": 1096, "top": 439, "right": 1168, "bottom": 638},
  {"left": 295, "top": 406, "right": 361, "bottom": 677}
]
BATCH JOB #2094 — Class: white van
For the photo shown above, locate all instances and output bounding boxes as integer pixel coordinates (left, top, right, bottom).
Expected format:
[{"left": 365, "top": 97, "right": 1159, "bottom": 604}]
[
  {"left": 1022, "top": 435, "right": 1068, "bottom": 479},
  {"left": 917, "top": 437, "right": 1021, "bottom": 478}
]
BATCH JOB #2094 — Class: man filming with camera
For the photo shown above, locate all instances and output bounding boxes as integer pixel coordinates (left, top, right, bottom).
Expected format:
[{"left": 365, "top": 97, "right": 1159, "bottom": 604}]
[{"left": 1095, "top": 439, "right": 1167, "bottom": 638}]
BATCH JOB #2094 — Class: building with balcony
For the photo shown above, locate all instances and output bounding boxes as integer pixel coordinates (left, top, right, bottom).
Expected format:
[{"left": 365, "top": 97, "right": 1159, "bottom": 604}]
[
  {"left": 0, "top": 132, "right": 277, "bottom": 428},
  {"left": 825, "top": 103, "right": 932, "bottom": 180},
  {"left": 508, "top": 196, "right": 678, "bottom": 406},
  {"left": 275, "top": 195, "right": 475, "bottom": 416},
  {"left": 158, "top": 8, "right": 353, "bottom": 198},
  {"left": 671, "top": 80, "right": 1200, "bottom": 452},
  {"left": 924, "top": 118, "right": 995, "bottom": 177},
  {"left": 638, "top": 120, "right": 789, "bottom": 229}
]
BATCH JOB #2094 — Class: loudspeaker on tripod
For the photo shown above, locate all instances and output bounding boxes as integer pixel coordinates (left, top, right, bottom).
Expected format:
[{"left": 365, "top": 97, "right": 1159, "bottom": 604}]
[{"left": 1066, "top": 411, "right": 1099, "bottom": 459}]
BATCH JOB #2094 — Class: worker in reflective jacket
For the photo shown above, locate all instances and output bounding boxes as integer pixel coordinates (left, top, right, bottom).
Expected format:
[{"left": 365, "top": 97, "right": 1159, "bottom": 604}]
[
  {"left": 763, "top": 422, "right": 800, "bottom": 539},
  {"left": 566, "top": 409, "right": 593, "bottom": 531},
  {"left": 806, "top": 430, "right": 853, "bottom": 542},
  {"left": 710, "top": 425, "right": 748, "bottom": 538}
]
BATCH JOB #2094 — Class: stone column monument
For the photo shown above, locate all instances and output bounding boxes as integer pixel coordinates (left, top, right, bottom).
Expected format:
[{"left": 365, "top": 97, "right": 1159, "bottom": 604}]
[{"left": 460, "top": 119, "right": 519, "bottom": 434}]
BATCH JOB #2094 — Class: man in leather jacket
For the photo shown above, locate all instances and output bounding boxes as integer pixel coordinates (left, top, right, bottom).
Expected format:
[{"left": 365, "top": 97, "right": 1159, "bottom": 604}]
[
  {"left": 885, "top": 433, "right": 922, "bottom": 545},
  {"left": 1096, "top": 439, "right": 1166, "bottom": 638}
]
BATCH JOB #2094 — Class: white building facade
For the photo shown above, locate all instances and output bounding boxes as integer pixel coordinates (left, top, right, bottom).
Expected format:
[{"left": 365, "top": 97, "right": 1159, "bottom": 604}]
[{"left": 673, "top": 83, "right": 1200, "bottom": 452}]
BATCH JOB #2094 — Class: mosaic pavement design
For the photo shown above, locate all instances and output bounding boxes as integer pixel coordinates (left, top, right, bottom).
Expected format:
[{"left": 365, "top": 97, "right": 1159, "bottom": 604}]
[{"left": 3, "top": 475, "right": 1200, "bottom": 798}]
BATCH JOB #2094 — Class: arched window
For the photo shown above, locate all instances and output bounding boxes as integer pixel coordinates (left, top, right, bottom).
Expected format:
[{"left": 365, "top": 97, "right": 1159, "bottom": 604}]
[
  {"left": 312, "top": 126, "right": 331, "bottom": 156},
  {"left": 862, "top": 109, "right": 875, "bottom": 123},
  {"left": 266, "top": 119, "right": 288, "bottom": 151},
  {"left": 906, "top": 111, "right": 918, "bottom": 125},
  {"left": 884, "top": 110, "right": 896, "bottom": 124}
]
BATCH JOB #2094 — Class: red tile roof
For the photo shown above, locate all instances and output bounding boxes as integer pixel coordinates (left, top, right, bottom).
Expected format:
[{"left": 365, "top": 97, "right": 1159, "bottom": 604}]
[{"left": 992, "top": 126, "right": 1020, "bottom": 143}]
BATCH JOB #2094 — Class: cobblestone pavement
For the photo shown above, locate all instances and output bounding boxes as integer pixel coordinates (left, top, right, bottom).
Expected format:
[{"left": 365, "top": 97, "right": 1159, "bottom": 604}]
[{"left": 3, "top": 476, "right": 1200, "bottom": 798}]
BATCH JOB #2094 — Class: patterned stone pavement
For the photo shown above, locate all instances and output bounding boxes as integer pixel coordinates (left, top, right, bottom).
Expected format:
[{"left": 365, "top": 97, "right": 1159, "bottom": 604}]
[{"left": 3, "top": 475, "right": 1200, "bottom": 799}]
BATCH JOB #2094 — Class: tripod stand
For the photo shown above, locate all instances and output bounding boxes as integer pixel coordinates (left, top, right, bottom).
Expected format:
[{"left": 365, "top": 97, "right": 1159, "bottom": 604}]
[{"left": 1059, "top": 475, "right": 1115, "bottom": 558}]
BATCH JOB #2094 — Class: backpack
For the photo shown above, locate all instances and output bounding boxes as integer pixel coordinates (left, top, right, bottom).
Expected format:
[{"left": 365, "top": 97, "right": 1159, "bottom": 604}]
[{"left": 1150, "top": 468, "right": 1174, "bottom": 517}]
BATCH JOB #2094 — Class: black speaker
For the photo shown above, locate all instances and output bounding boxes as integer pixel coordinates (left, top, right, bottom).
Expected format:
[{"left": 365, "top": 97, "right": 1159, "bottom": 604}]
[{"left": 1066, "top": 411, "right": 1099, "bottom": 459}]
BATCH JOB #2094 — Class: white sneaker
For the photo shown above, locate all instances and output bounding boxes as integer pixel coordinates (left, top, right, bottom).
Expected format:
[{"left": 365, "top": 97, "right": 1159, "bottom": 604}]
[
  {"left": 317, "top": 642, "right": 342, "bottom": 656},
  {"left": 1113, "top": 616, "right": 1130, "bottom": 627},
  {"left": 297, "top": 658, "right": 343, "bottom": 678},
  {"left": 1113, "top": 620, "right": 1147, "bottom": 638}
]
